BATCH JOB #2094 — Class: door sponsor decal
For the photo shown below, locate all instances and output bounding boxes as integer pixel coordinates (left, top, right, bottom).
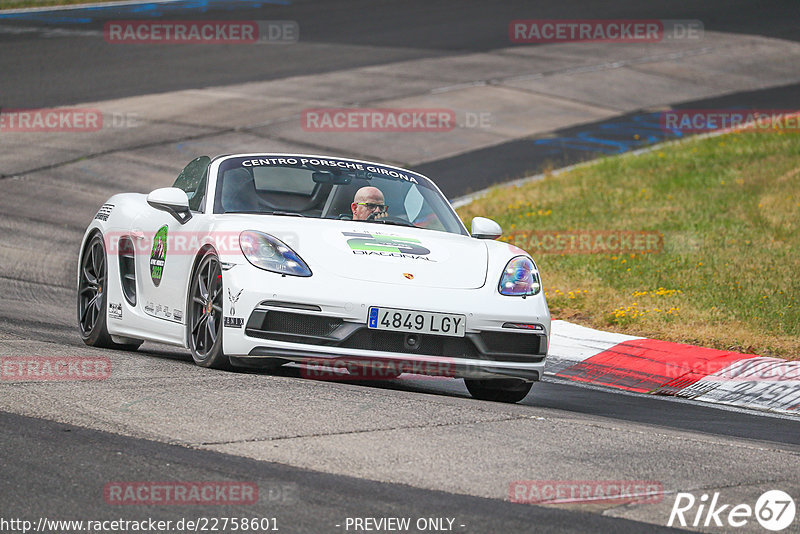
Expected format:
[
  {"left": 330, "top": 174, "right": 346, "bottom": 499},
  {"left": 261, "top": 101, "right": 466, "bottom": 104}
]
[
  {"left": 150, "top": 225, "right": 168, "bottom": 286},
  {"left": 143, "top": 301, "right": 180, "bottom": 322}
]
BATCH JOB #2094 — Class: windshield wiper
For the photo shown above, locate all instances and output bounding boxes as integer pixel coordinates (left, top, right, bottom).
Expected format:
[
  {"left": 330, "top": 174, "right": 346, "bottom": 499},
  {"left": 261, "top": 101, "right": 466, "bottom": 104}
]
[
  {"left": 363, "top": 218, "right": 415, "bottom": 228},
  {"left": 227, "top": 211, "right": 306, "bottom": 217},
  {"left": 265, "top": 211, "right": 306, "bottom": 217}
]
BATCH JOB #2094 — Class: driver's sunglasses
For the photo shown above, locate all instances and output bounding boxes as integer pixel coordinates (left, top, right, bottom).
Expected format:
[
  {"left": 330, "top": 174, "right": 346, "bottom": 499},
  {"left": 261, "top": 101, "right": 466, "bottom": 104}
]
[{"left": 356, "top": 202, "right": 388, "bottom": 212}]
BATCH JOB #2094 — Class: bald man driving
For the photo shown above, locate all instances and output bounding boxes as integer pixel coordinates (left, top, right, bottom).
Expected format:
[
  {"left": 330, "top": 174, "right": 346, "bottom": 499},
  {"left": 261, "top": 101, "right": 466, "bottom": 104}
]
[{"left": 351, "top": 186, "right": 388, "bottom": 220}]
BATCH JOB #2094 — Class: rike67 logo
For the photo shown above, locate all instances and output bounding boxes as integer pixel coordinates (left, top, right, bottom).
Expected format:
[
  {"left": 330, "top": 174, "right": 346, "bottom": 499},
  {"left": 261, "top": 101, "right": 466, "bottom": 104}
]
[{"left": 668, "top": 490, "right": 796, "bottom": 531}]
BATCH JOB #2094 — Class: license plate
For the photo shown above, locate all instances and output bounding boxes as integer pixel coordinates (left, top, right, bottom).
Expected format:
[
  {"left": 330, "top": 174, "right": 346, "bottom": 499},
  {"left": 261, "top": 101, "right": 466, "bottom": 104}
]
[{"left": 368, "top": 307, "right": 466, "bottom": 337}]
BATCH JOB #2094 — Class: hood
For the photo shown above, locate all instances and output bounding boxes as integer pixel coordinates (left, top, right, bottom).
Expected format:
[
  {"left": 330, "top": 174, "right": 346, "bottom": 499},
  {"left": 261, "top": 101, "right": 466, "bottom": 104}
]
[{"left": 224, "top": 216, "right": 488, "bottom": 289}]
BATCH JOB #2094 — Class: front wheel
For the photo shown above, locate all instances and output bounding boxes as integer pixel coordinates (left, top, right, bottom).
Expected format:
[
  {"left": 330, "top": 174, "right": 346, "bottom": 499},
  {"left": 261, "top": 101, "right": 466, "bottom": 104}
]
[
  {"left": 464, "top": 378, "right": 533, "bottom": 403},
  {"left": 187, "top": 250, "right": 230, "bottom": 369}
]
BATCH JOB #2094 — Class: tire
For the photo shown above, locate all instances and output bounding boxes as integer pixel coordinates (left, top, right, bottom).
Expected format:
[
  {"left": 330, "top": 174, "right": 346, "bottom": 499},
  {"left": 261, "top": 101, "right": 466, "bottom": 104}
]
[
  {"left": 77, "top": 233, "right": 142, "bottom": 350},
  {"left": 464, "top": 378, "right": 533, "bottom": 403},
  {"left": 187, "top": 250, "right": 231, "bottom": 369}
]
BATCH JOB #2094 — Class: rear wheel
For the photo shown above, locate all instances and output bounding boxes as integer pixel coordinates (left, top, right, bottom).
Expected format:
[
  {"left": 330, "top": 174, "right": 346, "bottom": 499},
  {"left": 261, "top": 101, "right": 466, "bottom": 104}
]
[
  {"left": 77, "top": 233, "right": 142, "bottom": 350},
  {"left": 188, "top": 250, "right": 230, "bottom": 369},
  {"left": 464, "top": 378, "right": 533, "bottom": 403}
]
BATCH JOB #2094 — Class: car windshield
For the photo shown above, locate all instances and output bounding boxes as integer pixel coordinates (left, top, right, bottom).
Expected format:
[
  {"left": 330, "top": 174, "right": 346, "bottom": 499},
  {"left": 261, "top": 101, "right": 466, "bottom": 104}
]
[{"left": 213, "top": 155, "right": 467, "bottom": 235}]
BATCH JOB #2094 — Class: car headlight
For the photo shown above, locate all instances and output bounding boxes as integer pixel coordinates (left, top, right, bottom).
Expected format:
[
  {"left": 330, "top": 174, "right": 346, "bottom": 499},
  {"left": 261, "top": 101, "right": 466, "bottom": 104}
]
[
  {"left": 499, "top": 256, "right": 541, "bottom": 296},
  {"left": 239, "top": 231, "right": 312, "bottom": 277}
]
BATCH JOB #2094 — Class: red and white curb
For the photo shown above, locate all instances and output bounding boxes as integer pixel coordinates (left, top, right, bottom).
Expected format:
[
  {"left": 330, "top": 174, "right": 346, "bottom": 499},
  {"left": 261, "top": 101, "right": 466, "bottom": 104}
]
[{"left": 547, "top": 321, "right": 800, "bottom": 416}]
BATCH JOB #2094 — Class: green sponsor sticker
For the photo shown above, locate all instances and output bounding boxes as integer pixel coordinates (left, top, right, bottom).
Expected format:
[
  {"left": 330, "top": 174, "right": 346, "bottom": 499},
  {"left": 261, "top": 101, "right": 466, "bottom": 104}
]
[
  {"left": 344, "top": 232, "right": 430, "bottom": 256},
  {"left": 150, "top": 225, "right": 168, "bottom": 286}
]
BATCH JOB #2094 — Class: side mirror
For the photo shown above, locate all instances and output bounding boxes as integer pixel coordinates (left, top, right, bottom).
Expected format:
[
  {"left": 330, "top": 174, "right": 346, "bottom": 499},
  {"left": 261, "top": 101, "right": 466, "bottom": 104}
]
[
  {"left": 471, "top": 217, "right": 502, "bottom": 240},
  {"left": 147, "top": 187, "right": 192, "bottom": 224}
]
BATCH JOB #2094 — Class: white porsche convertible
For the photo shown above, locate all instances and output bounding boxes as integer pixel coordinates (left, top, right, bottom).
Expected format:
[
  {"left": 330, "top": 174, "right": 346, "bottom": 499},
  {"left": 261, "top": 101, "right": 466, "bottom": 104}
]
[{"left": 78, "top": 154, "right": 550, "bottom": 402}]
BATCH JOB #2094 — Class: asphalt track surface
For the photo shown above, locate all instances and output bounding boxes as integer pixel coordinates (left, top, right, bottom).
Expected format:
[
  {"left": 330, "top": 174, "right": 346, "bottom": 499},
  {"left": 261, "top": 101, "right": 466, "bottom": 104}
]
[
  {"left": 1, "top": 1, "right": 800, "bottom": 533},
  {"left": 2, "top": 411, "right": 684, "bottom": 534},
  {"left": 1, "top": 0, "right": 799, "bottom": 109}
]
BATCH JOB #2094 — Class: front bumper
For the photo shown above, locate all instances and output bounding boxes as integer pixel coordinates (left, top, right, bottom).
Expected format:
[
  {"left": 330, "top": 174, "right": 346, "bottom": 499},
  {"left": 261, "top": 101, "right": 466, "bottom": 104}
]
[
  {"left": 226, "top": 305, "right": 547, "bottom": 381},
  {"left": 221, "top": 264, "right": 550, "bottom": 381}
]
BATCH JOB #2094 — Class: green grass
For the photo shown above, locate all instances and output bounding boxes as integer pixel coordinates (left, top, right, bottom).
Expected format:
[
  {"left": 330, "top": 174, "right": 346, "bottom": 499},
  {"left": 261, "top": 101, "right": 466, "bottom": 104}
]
[
  {"left": 0, "top": 0, "right": 120, "bottom": 9},
  {"left": 458, "top": 131, "right": 800, "bottom": 359}
]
